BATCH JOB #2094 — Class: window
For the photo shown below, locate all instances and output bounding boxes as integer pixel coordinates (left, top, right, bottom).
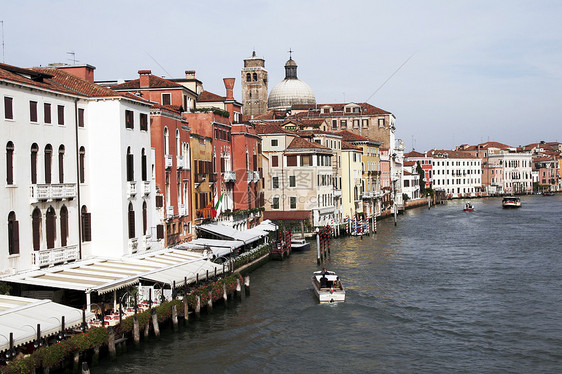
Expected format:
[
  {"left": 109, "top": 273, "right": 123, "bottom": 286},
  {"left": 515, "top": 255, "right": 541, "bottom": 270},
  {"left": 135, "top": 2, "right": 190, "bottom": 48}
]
[
  {"left": 272, "top": 176, "right": 279, "bottom": 188},
  {"left": 246, "top": 73, "right": 251, "bottom": 82},
  {"left": 290, "top": 196, "right": 297, "bottom": 209},
  {"left": 127, "top": 147, "right": 134, "bottom": 182},
  {"left": 253, "top": 73, "right": 258, "bottom": 81},
  {"left": 57, "top": 105, "right": 65, "bottom": 125},
  {"left": 271, "top": 139, "right": 278, "bottom": 147},
  {"left": 46, "top": 206, "right": 56, "bottom": 249},
  {"left": 164, "top": 127, "right": 169, "bottom": 154},
  {"left": 332, "top": 119, "right": 338, "bottom": 129},
  {"left": 340, "top": 120, "right": 347, "bottom": 129},
  {"left": 44, "top": 103, "right": 51, "bottom": 124},
  {"left": 31, "top": 143, "right": 38, "bottom": 184},
  {"left": 362, "top": 119, "right": 369, "bottom": 128},
  {"left": 272, "top": 155, "right": 279, "bottom": 167},
  {"left": 289, "top": 175, "right": 296, "bottom": 187},
  {"left": 286, "top": 155, "right": 297, "bottom": 167},
  {"left": 58, "top": 145, "right": 65, "bottom": 183},
  {"left": 4, "top": 97, "right": 13, "bottom": 119},
  {"left": 78, "top": 108, "right": 85, "bottom": 127},
  {"left": 378, "top": 118, "right": 385, "bottom": 128},
  {"left": 6, "top": 142, "right": 14, "bottom": 185},
  {"left": 79, "top": 146, "right": 85, "bottom": 183},
  {"left": 44, "top": 144, "right": 52, "bottom": 184},
  {"left": 125, "top": 110, "right": 134, "bottom": 129},
  {"left": 81, "top": 206, "right": 91, "bottom": 242},
  {"left": 162, "top": 93, "right": 171, "bottom": 106},
  {"left": 60, "top": 206, "right": 68, "bottom": 247},
  {"left": 353, "top": 119, "right": 359, "bottom": 128},
  {"left": 141, "top": 149, "right": 147, "bottom": 181},
  {"left": 8, "top": 212, "right": 19, "bottom": 255},
  {"left": 272, "top": 197, "right": 280, "bottom": 209},
  {"left": 30, "top": 101, "right": 38, "bottom": 122},
  {"left": 140, "top": 113, "right": 148, "bottom": 131},
  {"left": 142, "top": 201, "right": 147, "bottom": 235},
  {"left": 176, "top": 129, "right": 180, "bottom": 155},
  {"left": 32, "top": 208, "right": 41, "bottom": 250},
  {"left": 301, "top": 155, "right": 312, "bottom": 166}
]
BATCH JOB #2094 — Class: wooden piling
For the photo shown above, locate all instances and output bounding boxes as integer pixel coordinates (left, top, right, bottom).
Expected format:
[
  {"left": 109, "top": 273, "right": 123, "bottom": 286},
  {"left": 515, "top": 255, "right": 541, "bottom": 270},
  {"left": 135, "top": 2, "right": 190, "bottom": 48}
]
[
  {"left": 207, "top": 291, "right": 213, "bottom": 312},
  {"left": 171, "top": 304, "right": 178, "bottom": 331},
  {"left": 108, "top": 327, "right": 116, "bottom": 360},
  {"left": 151, "top": 309, "right": 160, "bottom": 337},
  {"left": 73, "top": 351, "right": 80, "bottom": 372},
  {"left": 133, "top": 316, "right": 140, "bottom": 346},
  {"left": 92, "top": 346, "right": 99, "bottom": 366},
  {"left": 81, "top": 362, "right": 90, "bottom": 374},
  {"left": 183, "top": 297, "right": 189, "bottom": 322},
  {"left": 236, "top": 278, "right": 242, "bottom": 300},
  {"left": 223, "top": 283, "right": 228, "bottom": 303},
  {"left": 244, "top": 275, "right": 250, "bottom": 296},
  {"left": 143, "top": 317, "right": 150, "bottom": 338}
]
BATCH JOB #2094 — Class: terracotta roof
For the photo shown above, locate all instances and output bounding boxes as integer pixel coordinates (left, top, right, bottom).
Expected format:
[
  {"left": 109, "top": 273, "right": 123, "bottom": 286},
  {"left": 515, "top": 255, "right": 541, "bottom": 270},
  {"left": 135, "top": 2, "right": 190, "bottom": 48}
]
[
  {"left": 198, "top": 90, "right": 225, "bottom": 102},
  {"left": 336, "top": 130, "right": 379, "bottom": 144},
  {"left": 298, "top": 129, "right": 341, "bottom": 138},
  {"left": 263, "top": 210, "right": 311, "bottom": 221},
  {"left": 255, "top": 123, "right": 294, "bottom": 135},
  {"left": 404, "top": 161, "right": 416, "bottom": 167},
  {"left": 286, "top": 137, "right": 331, "bottom": 151},
  {"left": 290, "top": 102, "right": 391, "bottom": 116},
  {"left": 111, "top": 74, "right": 184, "bottom": 90},
  {"left": 427, "top": 149, "right": 479, "bottom": 159},
  {"left": 404, "top": 151, "right": 425, "bottom": 158},
  {"left": 341, "top": 140, "right": 360, "bottom": 151}
]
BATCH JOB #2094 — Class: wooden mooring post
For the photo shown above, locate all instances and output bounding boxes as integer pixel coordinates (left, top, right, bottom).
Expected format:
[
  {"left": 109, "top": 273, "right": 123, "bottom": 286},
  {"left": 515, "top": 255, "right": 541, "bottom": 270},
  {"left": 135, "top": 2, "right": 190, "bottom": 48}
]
[
  {"left": 133, "top": 316, "right": 140, "bottom": 346},
  {"left": 151, "top": 308, "right": 160, "bottom": 337},
  {"left": 244, "top": 275, "right": 251, "bottom": 296},
  {"left": 108, "top": 327, "right": 116, "bottom": 360},
  {"left": 171, "top": 304, "right": 178, "bottom": 331}
]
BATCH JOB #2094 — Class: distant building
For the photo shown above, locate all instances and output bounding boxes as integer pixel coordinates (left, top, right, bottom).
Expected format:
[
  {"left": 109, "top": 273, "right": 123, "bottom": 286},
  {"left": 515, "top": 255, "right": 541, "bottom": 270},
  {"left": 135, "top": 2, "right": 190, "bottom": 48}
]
[{"left": 241, "top": 51, "right": 268, "bottom": 117}]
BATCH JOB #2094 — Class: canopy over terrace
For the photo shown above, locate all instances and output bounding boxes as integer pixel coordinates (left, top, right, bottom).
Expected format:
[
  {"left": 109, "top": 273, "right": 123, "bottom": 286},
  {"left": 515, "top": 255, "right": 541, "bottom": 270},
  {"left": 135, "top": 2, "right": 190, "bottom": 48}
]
[
  {"left": 0, "top": 295, "right": 94, "bottom": 353},
  {"left": 174, "top": 238, "right": 244, "bottom": 259},
  {"left": 2, "top": 249, "right": 222, "bottom": 307},
  {"left": 197, "top": 223, "right": 269, "bottom": 245}
]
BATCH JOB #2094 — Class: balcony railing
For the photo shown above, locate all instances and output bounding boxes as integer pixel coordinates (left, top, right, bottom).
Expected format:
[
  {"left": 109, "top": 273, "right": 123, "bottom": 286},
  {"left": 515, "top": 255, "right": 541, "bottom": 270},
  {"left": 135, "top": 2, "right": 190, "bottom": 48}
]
[
  {"left": 165, "top": 154, "right": 173, "bottom": 168},
  {"left": 166, "top": 206, "right": 174, "bottom": 218},
  {"left": 30, "top": 183, "right": 77, "bottom": 202},
  {"left": 31, "top": 245, "right": 79, "bottom": 268},
  {"left": 143, "top": 181, "right": 150, "bottom": 195},
  {"left": 127, "top": 181, "right": 137, "bottom": 197},
  {"left": 178, "top": 204, "right": 186, "bottom": 216},
  {"left": 224, "top": 170, "right": 236, "bottom": 182},
  {"left": 253, "top": 171, "right": 260, "bottom": 183},
  {"left": 128, "top": 238, "right": 138, "bottom": 254},
  {"left": 177, "top": 155, "right": 184, "bottom": 169}
]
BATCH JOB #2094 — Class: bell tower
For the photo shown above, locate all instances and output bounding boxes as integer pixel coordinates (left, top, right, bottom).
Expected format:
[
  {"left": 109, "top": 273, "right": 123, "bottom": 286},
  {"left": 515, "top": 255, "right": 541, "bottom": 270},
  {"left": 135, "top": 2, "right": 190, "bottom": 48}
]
[{"left": 241, "top": 51, "right": 268, "bottom": 117}]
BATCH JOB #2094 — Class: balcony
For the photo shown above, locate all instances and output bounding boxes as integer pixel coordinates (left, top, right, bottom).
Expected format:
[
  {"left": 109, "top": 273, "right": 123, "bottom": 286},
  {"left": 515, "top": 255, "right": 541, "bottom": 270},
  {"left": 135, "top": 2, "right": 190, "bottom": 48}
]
[
  {"left": 247, "top": 170, "right": 253, "bottom": 183},
  {"left": 166, "top": 206, "right": 174, "bottom": 218},
  {"left": 143, "top": 181, "right": 150, "bottom": 195},
  {"left": 32, "top": 245, "right": 79, "bottom": 268},
  {"left": 333, "top": 189, "right": 342, "bottom": 197},
  {"left": 178, "top": 204, "right": 187, "bottom": 216},
  {"left": 128, "top": 238, "right": 138, "bottom": 254},
  {"left": 127, "top": 181, "right": 137, "bottom": 197},
  {"left": 177, "top": 155, "right": 184, "bottom": 169},
  {"left": 30, "top": 183, "right": 76, "bottom": 203},
  {"left": 253, "top": 171, "right": 260, "bottom": 183},
  {"left": 224, "top": 170, "right": 236, "bottom": 183},
  {"left": 165, "top": 154, "right": 173, "bottom": 168}
]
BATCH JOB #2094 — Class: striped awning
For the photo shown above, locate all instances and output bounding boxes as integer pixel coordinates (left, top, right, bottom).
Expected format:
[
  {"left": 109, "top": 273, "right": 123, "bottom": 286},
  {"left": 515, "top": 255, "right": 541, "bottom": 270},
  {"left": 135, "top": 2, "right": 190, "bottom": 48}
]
[{"left": 0, "top": 295, "right": 94, "bottom": 352}]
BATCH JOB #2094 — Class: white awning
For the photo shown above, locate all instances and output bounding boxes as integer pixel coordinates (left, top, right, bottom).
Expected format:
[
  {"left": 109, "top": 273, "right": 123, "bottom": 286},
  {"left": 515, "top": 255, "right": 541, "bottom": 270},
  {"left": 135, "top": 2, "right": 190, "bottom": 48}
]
[
  {"left": 0, "top": 295, "right": 94, "bottom": 352},
  {"left": 256, "top": 220, "right": 278, "bottom": 232},
  {"left": 175, "top": 238, "right": 244, "bottom": 258},
  {"left": 139, "top": 258, "right": 223, "bottom": 285},
  {"left": 197, "top": 223, "right": 267, "bottom": 244}
]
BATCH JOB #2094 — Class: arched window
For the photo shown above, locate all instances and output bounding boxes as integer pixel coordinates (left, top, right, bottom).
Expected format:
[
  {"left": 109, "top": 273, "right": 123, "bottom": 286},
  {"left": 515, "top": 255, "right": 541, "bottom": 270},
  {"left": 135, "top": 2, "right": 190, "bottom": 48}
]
[
  {"left": 79, "top": 147, "right": 85, "bottom": 183},
  {"left": 6, "top": 141, "right": 14, "bottom": 185},
  {"left": 31, "top": 143, "right": 38, "bottom": 184},
  {"left": 8, "top": 211, "right": 19, "bottom": 255},
  {"left": 127, "top": 147, "right": 134, "bottom": 182},
  {"left": 58, "top": 145, "right": 65, "bottom": 183},
  {"left": 246, "top": 73, "right": 251, "bottom": 82},
  {"left": 184, "top": 143, "right": 190, "bottom": 169},
  {"left": 46, "top": 206, "right": 56, "bottom": 249},
  {"left": 32, "top": 207, "right": 42, "bottom": 251},
  {"left": 164, "top": 127, "right": 169, "bottom": 155},
  {"left": 253, "top": 73, "right": 257, "bottom": 81},
  {"left": 176, "top": 129, "right": 180, "bottom": 156},
  {"left": 141, "top": 148, "right": 147, "bottom": 182},
  {"left": 44, "top": 144, "right": 52, "bottom": 184},
  {"left": 81, "top": 205, "right": 91, "bottom": 242},
  {"left": 142, "top": 201, "right": 147, "bottom": 235},
  {"left": 60, "top": 206, "right": 68, "bottom": 247},
  {"left": 128, "top": 203, "right": 135, "bottom": 239}
]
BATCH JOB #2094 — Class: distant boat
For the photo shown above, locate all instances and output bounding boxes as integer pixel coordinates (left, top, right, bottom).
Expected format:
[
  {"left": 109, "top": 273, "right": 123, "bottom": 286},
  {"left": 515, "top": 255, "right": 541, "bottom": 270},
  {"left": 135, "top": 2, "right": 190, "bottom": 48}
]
[
  {"left": 502, "top": 196, "right": 521, "bottom": 208},
  {"left": 291, "top": 238, "right": 310, "bottom": 251},
  {"left": 542, "top": 191, "right": 555, "bottom": 196},
  {"left": 311, "top": 270, "right": 345, "bottom": 303},
  {"left": 463, "top": 203, "right": 474, "bottom": 212}
]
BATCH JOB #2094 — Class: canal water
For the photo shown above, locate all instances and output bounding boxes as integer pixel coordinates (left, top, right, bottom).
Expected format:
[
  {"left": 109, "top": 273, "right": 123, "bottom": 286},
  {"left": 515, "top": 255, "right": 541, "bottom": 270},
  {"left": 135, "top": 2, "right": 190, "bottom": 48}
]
[{"left": 98, "top": 195, "right": 562, "bottom": 373}]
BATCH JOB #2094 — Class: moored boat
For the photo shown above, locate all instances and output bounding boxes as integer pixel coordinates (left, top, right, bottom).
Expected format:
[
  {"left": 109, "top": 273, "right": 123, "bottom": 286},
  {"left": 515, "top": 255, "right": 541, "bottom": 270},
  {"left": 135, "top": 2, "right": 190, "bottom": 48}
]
[
  {"left": 311, "top": 270, "right": 345, "bottom": 303},
  {"left": 502, "top": 196, "right": 521, "bottom": 208},
  {"left": 291, "top": 238, "right": 310, "bottom": 251}
]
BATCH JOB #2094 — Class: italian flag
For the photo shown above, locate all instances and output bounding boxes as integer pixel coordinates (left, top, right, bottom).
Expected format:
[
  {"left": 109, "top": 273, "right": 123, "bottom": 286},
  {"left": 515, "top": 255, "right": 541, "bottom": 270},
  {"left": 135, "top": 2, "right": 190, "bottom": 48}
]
[{"left": 214, "top": 193, "right": 224, "bottom": 218}]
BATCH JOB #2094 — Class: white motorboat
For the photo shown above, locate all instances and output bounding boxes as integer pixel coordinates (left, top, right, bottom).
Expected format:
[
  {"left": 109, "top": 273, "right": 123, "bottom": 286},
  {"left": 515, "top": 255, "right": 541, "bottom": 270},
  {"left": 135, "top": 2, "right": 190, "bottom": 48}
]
[
  {"left": 502, "top": 196, "right": 521, "bottom": 208},
  {"left": 291, "top": 238, "right": 310, "bottom": 251},
  {"left": 311, "top": 270, "right": 345, "bottom": 303}
]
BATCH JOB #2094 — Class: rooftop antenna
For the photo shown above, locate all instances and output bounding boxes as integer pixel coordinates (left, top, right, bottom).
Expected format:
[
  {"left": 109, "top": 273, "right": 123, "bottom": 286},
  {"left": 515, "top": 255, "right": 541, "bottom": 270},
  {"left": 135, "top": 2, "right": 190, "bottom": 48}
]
[
  {"left": 66, "top": 51, "right": 77, "bottom": 65},
  {"left": 1, "top": 21, "right": 5, "bottom": 63},
  {"left": 145, "top": 50, "right": 173, "bottom": 79}
]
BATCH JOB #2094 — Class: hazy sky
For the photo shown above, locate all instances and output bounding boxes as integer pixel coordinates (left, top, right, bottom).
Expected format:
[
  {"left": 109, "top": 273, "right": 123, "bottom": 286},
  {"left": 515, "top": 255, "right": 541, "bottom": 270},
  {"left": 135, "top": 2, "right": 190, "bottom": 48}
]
[{"left": 2, "top": 0, "right": 561, "bottom": 151}]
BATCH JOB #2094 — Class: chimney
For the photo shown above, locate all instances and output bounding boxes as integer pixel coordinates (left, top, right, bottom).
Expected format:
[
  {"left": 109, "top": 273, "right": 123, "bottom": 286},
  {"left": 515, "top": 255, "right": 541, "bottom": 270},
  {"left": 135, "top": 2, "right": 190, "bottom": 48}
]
[
  {"left": 138, "top": 70, "right": 151, "bottom": 88},
  {"left": 56, "top": 64, "right": 96, "bottom": 83},
  {"left": 223, "top": 78, "right": 235, "bottom": 100},
  {"left": 185, "top": 70, "right": 196, "bottom": 79}
]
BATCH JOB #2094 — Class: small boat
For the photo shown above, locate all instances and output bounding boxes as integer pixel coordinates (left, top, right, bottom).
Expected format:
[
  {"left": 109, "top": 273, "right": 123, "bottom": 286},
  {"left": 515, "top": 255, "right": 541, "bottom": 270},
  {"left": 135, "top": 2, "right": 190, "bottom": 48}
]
[
  {"left": 502, "top": 196, "right": 521, "bottom": 208},
  {"left": 542, "top": 191, "right": 555, "bottom": 196},
  {"left": 291, "top": 238, "right": 310, "bottom": 251},
  {"left": 311, "top": 270, "right": 345, "bottom": 303},
  {"left": 463, "top": 203, "right": 474, "bottom": 212}
]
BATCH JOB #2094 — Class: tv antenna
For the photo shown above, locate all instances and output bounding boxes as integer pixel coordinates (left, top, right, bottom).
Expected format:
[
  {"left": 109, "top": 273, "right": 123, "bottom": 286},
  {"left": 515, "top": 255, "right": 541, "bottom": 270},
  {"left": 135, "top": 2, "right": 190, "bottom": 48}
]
[
  {"left": 1, "top": 21, "right": 5, "bottom": 63},
  {"left": 67, "top": 51, "right": 78, "bottom": 65}
]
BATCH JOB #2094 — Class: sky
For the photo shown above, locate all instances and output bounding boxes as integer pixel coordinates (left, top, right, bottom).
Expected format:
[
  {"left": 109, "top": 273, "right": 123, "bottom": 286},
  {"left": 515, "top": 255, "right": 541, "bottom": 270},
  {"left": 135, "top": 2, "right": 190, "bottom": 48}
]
[{"left": 2, "top": 0, "right": 561, "bottom": 151}]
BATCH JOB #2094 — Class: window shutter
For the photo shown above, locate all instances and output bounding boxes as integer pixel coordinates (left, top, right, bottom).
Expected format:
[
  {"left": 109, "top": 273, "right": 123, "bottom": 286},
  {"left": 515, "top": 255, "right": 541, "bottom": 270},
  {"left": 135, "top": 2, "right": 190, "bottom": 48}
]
[
  {"left": 128, "top": 209, "right": 135, "bottom": 239},
  {"left": 141, "top": 154, "right": 147, "bottom": 181},
  {"left": 46, "top": 211, "right": 56, "bottom": 249},
  {"left": 32, "top": 213, "right": 41, "bottom": 250},
  {"left": 157, "top": 224, "right": 164, "bottom": 239},
  {"left": 83, "top": 213, "right": 92, "bottom": 242},
  {"left": 60, "top": 210, "right": 68, "bottom": 247},
  {"left": 156, "top": 195, "right": 163, "bottom": 208},
  {"left": 12, "top": 220, "right": 19, "bottom": 254},
  {"left": 4, "top": 97, "right": 13, "bottom": 119}
]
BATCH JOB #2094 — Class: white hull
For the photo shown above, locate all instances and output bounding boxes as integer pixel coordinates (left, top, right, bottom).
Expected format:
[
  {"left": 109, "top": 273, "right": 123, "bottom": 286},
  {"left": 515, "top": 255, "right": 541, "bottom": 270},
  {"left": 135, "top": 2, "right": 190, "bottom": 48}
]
[{"left": 312, "top": 271, "right": 345, "bottom": 303}]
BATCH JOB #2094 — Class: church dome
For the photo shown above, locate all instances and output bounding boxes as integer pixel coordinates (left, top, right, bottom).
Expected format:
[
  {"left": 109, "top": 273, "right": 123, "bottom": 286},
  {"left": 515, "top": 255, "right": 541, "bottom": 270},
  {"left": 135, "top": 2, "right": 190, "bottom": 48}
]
[{"left": 268, "top": 57, "right": 316, "bottom": 109}]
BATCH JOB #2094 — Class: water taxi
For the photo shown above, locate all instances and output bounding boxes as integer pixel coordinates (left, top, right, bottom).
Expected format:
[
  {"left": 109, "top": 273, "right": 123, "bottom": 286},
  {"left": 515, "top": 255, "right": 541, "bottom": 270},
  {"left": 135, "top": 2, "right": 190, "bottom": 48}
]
[
  {"left": 311, "top": 270, "right": 345, "bottom": 303},
  {"left": 291, "top": 238, "right": 310, "bottom": 251},
  {"left": 502, "top": 196, "right": 521, "bottom": 208},
  {"left": 463, "top": 203, "right": 474, "bottom": 212}
]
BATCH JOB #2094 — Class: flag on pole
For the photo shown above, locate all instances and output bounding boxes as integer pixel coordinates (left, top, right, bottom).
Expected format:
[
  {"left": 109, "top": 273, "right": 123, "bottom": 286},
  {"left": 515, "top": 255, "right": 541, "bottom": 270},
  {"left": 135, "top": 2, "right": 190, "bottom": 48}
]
[{"left": 214, "top": 192, "right": 224, "bottom": 218}]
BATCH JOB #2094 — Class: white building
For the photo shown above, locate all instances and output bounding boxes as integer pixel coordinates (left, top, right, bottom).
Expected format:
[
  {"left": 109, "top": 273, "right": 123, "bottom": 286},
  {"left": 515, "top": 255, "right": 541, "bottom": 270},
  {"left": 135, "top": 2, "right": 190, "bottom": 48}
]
[
  {"left": 427, "top": 150, "right": 482, "bottom": 198},
  {"left": 488, "top": 151, "right": 533, "bottom": 195},
  {"left": 402, "top": 161, "right": 421, "bottom": 200},
  {"left": 1, "top": 63, "right": 161, "bottom": 276}
]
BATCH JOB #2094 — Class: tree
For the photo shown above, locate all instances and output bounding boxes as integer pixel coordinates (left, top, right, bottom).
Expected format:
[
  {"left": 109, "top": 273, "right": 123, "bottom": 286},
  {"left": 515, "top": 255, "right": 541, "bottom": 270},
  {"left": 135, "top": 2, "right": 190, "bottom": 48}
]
[{"left": 416, "top": 161, "right": 426, "bottom": 194}]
